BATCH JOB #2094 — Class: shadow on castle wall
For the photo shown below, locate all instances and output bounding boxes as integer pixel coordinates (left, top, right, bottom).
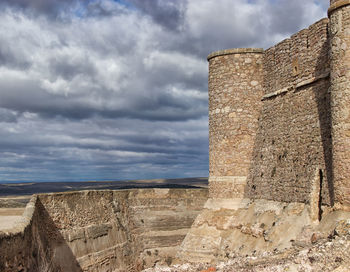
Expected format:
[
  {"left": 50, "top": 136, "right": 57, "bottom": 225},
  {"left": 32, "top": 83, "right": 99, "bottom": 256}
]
[
  {"left": 0, "top": 197, "right": 83, "bottom": 272},
  {"left": 33, "top": 199, "right": 83, "bottom": 272},
  {"left": 315, "top": 40, "right": 334, "bottom": 206},
  {"left": 244, "top": 20, "right": 335, "bottom": 207}
]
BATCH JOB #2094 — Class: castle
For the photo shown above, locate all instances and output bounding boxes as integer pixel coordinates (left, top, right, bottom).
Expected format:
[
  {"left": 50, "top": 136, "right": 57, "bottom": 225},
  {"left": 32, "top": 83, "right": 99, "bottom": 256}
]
[
  {"left": 176, "top": 0, "right": 350, "bottom": 265},
  {"left": 1, "top": 1, "right": 350, "bottom": 271},
  {"left": 207, "top": 0, "right": 350, "bottom": 209}
]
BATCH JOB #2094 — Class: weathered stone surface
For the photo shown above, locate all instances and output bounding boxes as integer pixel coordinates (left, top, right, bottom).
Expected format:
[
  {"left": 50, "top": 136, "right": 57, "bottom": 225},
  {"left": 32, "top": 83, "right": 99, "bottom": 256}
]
[
  {"left": 334, "top": 219, "right": 350, "bottom": 236},
  {"left": 151, "top": 206, "right": 350, "bottom": 272},
  {"left": 329, "top": 0, "right": 350, "bottom": 207},
  {"left": 0, "top": 189, "right": 208, "bottom": 272},
  {"left": 3, "top": 1, "right": 350, "bottom": 271},
  {"left": 208, "top": 49, "right": 263, "bottom": 199},
  {"left": 207, "top": 17, "right": 335, "bottom": 205}
]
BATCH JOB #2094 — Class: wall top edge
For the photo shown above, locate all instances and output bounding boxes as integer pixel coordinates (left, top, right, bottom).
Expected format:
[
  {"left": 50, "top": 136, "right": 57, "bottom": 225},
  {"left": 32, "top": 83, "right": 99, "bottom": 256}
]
[
  {"left": 0, "top": 195, "right": 37, "bottom": 236},
  {"left": 328, "top": 0, "right": 350, "bottom": 16},
  {"left": 207, "top": 48, "right": 264, "bottom": 61},
  {"left": 36, "top": 188, "right": 207, "bottom": 197}
]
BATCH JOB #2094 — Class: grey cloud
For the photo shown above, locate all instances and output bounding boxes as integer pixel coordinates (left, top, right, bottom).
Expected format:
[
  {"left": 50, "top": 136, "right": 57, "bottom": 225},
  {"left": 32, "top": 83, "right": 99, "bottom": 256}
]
[
  {"left": 137, "top": 2, "right": 263, "bottom": 59},
  {"left": 129, "top": 0, "right": 186, "bottom": 31},
  {"left": 153, "top": 0, "right": 326, "bottom": 57},
  {"left": 0, "top": 43, "right": 32, "bottom": 70},
  {"left": 266, "top": 0, "right": 313, "bottom": 35},
  {"left": 318, "top": 0, "right": 329, "bottom": 11},
  {"left": 0, "top": 0, "right": 78, "bottom": 19},
  {"left": 85, "top": 1, "right": 128, "bottom": 17},
  {"left": 0, "top": 108, "right": 19, "bottom": 123},
  {"left": 49, "top": 55, "right": 97, "bottom": 81},
  {"left": 0, "top": 77, "right": 207, "bottom": 121},
  {"left": 142, "top": 59, "right": 208, "bottom": 91},
  {"left": 0, "top": 115, "right": 208, "bottom": 181}
]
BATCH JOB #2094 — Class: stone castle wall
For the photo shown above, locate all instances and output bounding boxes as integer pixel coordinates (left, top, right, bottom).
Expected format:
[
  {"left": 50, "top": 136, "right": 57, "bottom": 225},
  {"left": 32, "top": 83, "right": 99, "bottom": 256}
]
[
  {"left": 329, "top": 0, "right": 350, "bottom": 207},
  {"left": 2, "top": 2, "right": 350, "bottom": 271},
  {"left": 208, "top": 1, "right": 350, "bottom": 207},
  {"left": 246, "top": 18, "right": 332, "bottom": 205}
]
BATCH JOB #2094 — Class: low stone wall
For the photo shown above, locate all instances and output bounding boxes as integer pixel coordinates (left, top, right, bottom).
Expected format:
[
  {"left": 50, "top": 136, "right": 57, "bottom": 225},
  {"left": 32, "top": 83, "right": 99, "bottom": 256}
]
[
  {"left": 0, "top": 189, "right": 208, "bottom": 272},
  {"left": 0, "top": 196, "right": 39, "bottom": 271}
]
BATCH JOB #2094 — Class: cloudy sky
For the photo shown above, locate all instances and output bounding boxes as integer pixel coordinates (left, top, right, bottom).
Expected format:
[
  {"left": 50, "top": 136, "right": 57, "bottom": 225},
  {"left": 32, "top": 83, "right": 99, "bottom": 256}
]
[{"left": 0, "top": 0, "right": 328, "bottom": 182}]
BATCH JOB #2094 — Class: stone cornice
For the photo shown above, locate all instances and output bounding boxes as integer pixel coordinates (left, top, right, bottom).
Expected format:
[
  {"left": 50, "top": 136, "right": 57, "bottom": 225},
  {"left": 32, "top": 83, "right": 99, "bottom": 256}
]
[
  {"left": 328, "top": 0, "right": 350, "bottom": 16},
  {"left": 207, "top": 48, "right": 264, "bottom": 61},
  {"left": 261, "top": 71, "right": 330, "bottom": 101}
]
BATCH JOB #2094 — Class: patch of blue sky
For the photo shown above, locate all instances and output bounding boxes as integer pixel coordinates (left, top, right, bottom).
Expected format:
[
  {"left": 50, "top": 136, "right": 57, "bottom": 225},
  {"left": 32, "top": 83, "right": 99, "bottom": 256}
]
[
  {"left": 111, "top": 0, "right": 134, "bottom": 9},
  {"left": 72, "top": 1, "right": 88, "bottom": 18}
]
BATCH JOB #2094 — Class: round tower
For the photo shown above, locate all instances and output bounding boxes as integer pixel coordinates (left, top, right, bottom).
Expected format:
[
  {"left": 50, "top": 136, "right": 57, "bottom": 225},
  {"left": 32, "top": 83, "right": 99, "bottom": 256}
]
[
  {"left": 207, "top": 48, "right": 263, "bottom": 199},
  {"left": 329, "top": 0, "right": 350, "bottom": 207}
]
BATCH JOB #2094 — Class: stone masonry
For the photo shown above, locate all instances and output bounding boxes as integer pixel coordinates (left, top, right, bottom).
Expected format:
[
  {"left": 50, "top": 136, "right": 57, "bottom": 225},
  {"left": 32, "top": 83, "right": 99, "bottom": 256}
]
[
  {"left": 0, "top": 189, "right": 208, "bottom": 271},
  {"left": 329, "top": 0, "right": 350, "bottom": 207},
  {"left": 175, "top": 2, "right": 350, "bottom": 265},
  {"left": 208, "top": 0, "right": 350, "bottom": 208},
  {"left": 208, "top": 49, "right": 263, "bottom": 199},
  {"left": 3, "top": 1, "right": 350, "bottom": 271},
  {"left": 171, "top": 1, "right": 350, "bottom": 264}
]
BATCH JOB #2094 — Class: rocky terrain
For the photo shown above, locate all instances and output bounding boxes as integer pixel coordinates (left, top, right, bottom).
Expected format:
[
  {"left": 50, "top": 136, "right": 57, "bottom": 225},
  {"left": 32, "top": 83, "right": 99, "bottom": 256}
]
[{"left": 145, "top": 219, "right": 350, "bottom": 272}]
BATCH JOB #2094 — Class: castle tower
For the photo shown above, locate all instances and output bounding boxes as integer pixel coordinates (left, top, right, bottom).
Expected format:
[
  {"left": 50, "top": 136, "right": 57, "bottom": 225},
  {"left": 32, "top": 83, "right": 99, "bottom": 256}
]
[
  {"left": 207, "top": 48, "right": 263, "bottom": 199},
  {"left": 329, "top": 0, "right": 350, "bottom": 207}
]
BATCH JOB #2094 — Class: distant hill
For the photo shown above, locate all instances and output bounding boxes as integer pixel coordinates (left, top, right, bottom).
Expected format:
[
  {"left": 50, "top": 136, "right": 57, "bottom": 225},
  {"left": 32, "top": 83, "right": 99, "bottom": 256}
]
[{"left": 0, "top": 177, "right": 208, "bottom": 197}]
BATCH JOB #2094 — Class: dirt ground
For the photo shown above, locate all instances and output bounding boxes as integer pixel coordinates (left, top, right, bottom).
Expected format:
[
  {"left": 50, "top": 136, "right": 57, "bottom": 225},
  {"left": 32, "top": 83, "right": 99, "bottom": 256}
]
[{"left": 0, "top": 208, "right": 25, "bottom": 231}]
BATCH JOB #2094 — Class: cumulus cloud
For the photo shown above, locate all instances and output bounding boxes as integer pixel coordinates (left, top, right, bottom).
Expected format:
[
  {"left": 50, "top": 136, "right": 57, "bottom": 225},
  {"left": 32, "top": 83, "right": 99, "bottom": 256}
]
[
  {"left": 0, "top": 0, "right": 327, "bottom": 182},
  {"left": 0, "top": 0, "right": 81, "bottom": 20},
  {"left": 129, "top": 0, "right": 187, "bottom": 31}
]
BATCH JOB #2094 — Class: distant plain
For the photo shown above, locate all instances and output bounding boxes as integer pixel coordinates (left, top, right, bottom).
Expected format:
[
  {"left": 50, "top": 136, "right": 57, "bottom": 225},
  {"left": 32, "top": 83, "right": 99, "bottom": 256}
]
[{"left": 0, "top": 177, "right": 208, "bottom": 208}]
